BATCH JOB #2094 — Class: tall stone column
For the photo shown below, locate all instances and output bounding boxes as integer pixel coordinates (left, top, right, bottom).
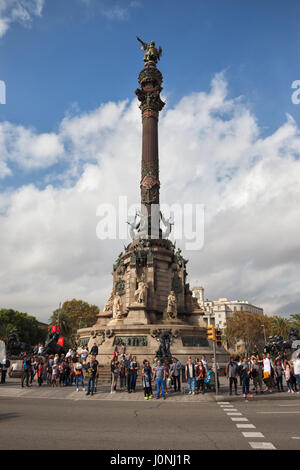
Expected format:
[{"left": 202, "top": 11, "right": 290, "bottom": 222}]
[{"left": 135, "top": 39, "right": 165, "bottom": 238}]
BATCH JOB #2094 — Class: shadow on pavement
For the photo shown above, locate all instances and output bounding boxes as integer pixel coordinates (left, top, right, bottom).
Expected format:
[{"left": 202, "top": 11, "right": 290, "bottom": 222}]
[{"left": 0, "top": 412, "right": 20, "bottom": 422}]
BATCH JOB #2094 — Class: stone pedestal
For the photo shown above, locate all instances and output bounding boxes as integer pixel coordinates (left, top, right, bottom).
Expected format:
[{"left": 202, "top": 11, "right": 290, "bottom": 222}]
[
  {"left": 107, "top": 317, "right": 127, "bottom": 327},
  {"left": 162, "top": 310, "right": 183, "bottom": 324},
  {"left": 124, "top": 304, "right": 149, "bottom": 325}
]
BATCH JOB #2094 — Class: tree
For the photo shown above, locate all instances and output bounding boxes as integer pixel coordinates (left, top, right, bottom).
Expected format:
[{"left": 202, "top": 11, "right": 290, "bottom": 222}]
[
  {"left": 49, "top": 310, "right": 73, "bottom": 338},
  {"left": 224, "top": 311, "right": 272, "bottom": 355},
  {"left": 49, "top": 299, "right": 99, "bottom": 347},
  {"left": 270, "top": 316, "right": 290, "bottom": 339},
  {"left": 289, "top": 313, "right": 300, "bottom": 336},
  {"left": 0, "top": 309, "right": 47, "bottom": 346}
]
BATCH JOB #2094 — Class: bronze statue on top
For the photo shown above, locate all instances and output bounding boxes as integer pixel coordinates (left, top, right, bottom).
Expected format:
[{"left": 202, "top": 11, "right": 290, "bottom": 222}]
[{"left": 137, "top": 36, "right": 162, "bottom": 64}]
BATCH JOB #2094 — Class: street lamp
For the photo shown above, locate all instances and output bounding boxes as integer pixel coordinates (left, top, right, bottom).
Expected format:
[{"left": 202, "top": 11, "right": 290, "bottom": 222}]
[{"left": 262, "top": 324, "right": 266, "bottom": 345}]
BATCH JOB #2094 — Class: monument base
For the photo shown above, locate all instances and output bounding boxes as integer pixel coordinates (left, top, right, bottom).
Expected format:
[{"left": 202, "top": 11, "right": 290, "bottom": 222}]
[
  {"left": 124, "top": 304, "right": 149, "bottom": 325},
  {"left": 77, "top": 322, "right": 229, "bottom": 368}
]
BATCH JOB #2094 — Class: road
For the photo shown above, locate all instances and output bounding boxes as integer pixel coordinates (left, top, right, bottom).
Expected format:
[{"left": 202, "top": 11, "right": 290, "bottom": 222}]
[{"left": 0, "top": 381, "right": 300, "bottom": 450}]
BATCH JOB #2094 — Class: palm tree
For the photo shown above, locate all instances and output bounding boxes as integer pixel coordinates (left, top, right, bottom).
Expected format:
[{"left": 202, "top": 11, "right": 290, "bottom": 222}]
[
  {"left": 290, "top": 313, "right": 300, "bottom": 336},
  {"left": 271, "top": 316, "right": 290, "bottom": 339},
  {"left": 49, "top": 310, "right": 73, "bottom": 338}
]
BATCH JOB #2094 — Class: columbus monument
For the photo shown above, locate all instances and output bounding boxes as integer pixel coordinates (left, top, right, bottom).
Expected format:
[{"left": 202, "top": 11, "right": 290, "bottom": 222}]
[{"left": 77, "top": 38, "right": 228, "bottom": 365}]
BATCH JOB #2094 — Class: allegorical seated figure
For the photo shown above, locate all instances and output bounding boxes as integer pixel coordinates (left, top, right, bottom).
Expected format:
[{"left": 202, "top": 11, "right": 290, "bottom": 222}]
[
  {"left": 104, "top": 290, "right": 114, "bottom": 312},
  {"left": 134, "top": 281, "right": 148, "bottom": 306},
  {"left": 167, "top": 291, "right": 177, "bottom": 320},
  {"left": 112, "top": 293, "right": 123, "bottom": 319}
]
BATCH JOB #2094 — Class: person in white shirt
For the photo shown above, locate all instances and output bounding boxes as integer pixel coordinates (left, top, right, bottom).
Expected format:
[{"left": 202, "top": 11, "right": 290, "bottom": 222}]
[
  {"left": 293, "top": 353, "right": 300, "bottom": 394},
  {"left": 74, "top": 359, "right": 85, "bottom": 391},
  {"left": 201, "top": 355, "right": 208, "bottom": 373},
  {"left": 66, "top": 349, "right": 72, "bottom": 358},
  {"left": 263, "top": 353, "right": 272, "bottom": 392},
  {"left": 81, "top": 347, "right": 89, "bottom": 363},
  {"left": 211, "top": 357, "right": 220, "bottom": 388}
]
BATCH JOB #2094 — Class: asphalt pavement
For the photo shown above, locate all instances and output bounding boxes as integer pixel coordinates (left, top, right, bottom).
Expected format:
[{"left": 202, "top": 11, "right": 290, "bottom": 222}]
[{"left": 0, "top": 376, "right": 300, "bottom": 450}]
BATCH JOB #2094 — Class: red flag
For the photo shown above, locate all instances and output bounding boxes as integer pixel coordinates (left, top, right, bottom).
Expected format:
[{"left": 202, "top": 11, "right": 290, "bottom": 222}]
[
  {"left": 51, "top": 325, "right": 60, "bottom": 333},
  {"left": 57, "top": 337, "right": 64, "bottom": 347}
]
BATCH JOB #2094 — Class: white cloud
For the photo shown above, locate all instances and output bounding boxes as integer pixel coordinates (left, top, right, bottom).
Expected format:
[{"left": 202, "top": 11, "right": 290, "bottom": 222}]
[
  {"left": 1, "top": 73, "right": 300, "bottom": 321},
  {"left": 0, "top": 0, "right": 44, "bottom": 37},
  {"left": 78, "top": 0, "right": 140, "bottom": 22},
  {"left": 0, "top": 122, "right": 64, "bottom": 174}
]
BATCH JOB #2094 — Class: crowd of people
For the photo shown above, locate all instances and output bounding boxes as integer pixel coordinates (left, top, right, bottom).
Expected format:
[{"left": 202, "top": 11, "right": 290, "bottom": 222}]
[
  {"left": 1, "top": 343, "right": 218, "bottom": 400},
  {"left": 2, "top": 342, "right": 300, "bottom": 400},
  {"left": 15, "top": 345, "right": 100, "bottom": 396},
  {"left": 110, "top": 349, "right": 217, "bottom": 399},
  {"left": 226, "top": 352, "right": 300, "bottom": 398}
]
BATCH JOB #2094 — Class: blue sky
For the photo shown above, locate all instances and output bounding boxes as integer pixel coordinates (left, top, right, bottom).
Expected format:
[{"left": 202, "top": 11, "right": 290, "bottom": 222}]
[
  {"left": 1, "top": 0, "right": 300, "bottom": 320},
  {"left": 1, "top": 0, "right": 300, "bottom": 138}
]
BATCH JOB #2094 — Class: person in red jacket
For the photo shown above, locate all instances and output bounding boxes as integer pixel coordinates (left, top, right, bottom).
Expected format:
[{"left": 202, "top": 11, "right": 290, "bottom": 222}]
[
  {"left": 37, "top": 361, "right": 44, "bottom": 387},
  {"left": 196, "top": 361, "right": 206, "bottom": 395}
]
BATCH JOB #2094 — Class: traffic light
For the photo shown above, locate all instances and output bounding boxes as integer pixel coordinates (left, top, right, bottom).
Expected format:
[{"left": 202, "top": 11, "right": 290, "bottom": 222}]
[
  {"left": 206, "top": 325, "right": 216, "bottom": 341},
  {"left": 216, "top": 329, "right": 222, "bottom": 347}
]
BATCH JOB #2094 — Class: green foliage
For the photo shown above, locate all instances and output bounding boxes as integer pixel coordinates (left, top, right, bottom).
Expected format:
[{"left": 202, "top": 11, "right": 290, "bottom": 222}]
[
  {"left": 0, "top": 309, "right": 48, "bottom": 346},
  {"left": 49, "top": 299, "right": 99, "bottom": 348},
  {"left": 224, "top": 311, "right": 272, "bottom": 354},
  {"left": 270, "top": 316, "right": 290, "bottom": 339},
  {"left": 50, "top": 299, "right": 99, "bottom": 332},
  {"left": 289, "top": 313, "right": 300, "bottom": 336}
]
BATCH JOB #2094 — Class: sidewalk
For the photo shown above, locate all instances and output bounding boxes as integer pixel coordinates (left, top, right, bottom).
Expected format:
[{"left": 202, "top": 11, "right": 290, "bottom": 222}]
[
  {"left": 1, "top": 376, "right": 297, "bottom": 403},
  {"left": 0, "top": 376, "right": 220, "bottom": 402}
]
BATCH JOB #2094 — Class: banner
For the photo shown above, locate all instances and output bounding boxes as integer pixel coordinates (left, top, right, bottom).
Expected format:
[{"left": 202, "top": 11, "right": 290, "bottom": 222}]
[{"left": 51, "top": 325, "right": 60, "bottom": 333}]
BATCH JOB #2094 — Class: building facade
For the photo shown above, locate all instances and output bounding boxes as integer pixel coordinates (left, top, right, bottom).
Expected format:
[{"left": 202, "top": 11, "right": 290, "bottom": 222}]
[{"left": 192, "top": 286, "right": 264, "bottom": 330}]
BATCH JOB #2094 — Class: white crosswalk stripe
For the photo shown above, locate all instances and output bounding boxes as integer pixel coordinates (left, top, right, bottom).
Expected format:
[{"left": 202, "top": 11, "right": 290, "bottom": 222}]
[
  {"left": 242, "top": 432, "right": 264, "bottom": 438},
  {"left": 249, "top": 442, "right": 276, "bottom": 450},
  {"left": 236, "top": 424, "right": 256, "bottom": 429},
  {"left": 217, "top": 400, "right": 277, "bottom": 450}
]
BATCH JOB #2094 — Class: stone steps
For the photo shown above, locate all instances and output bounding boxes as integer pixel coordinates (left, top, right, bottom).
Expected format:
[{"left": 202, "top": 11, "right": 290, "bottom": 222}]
[{"left": 98, "top": 365, "right": 143, "bottom": 384}]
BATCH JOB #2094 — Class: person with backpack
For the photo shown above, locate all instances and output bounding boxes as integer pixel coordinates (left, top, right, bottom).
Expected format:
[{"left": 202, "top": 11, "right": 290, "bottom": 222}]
[
  {"left": 283, "top": 359, "right": 294, "bottom": 393},
  {"left": 274, "top": 359, "right": 284, "bottom": 392},
  {"left": 86, "top": 355, "right": 98, "bottom": 396},
  {"left": 153, "top": 359, "right": 166, "bottom": 400},
  {"left": 142, "top": 360, "right": 153, "bottom": 400},
  {"left": 204, "top": 367, "right": 214, "bottom": 391},
  {"left": 170, "top": 357, "right": 182, "bottom": 392},
  {"left": 21, "top": 354, "right": 31, "bottom": 388},
  {"left": 196, "top": 361, "right": 206, "bottom": 395},
  {"left": 240, "top": 358, "right": 252, "bottom": 398},
  {"left": 263, "top": 353, "right": 273, "bottom": 393},
  {"left": 74, "top": 358, "right": 85, "bottom": 392},
  {"left": 119, "top": 361, "right": 126, "bottom": 391},
  {"left": 128, "top": 356, "right": 139, "bottom": 393},
  {"left": 163, "top": 360, "right": 171, "bottom": 394},
  {"left": 110, "top": 357, "right": 119, "bottom": 394},
  {"left": 37, "top": 360, "right": 44, "bottom": 387},
  {"left": 226, "top": 357, "right": 239, "bottom": 396},
  {"left": 251, "top": 356, "right": 264, "bottom": 394},
  {"left": 63, "top": 359, "right": 71, "bottom": 386},
  {"left": 29, "top": 357, "right": 37, "bottom": 385},
  {"left": 185, "top": 356, "right": 197, "bottom": 395},
  {"left": 51, "top": 357, "right": 58, "bottom": 387}
]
